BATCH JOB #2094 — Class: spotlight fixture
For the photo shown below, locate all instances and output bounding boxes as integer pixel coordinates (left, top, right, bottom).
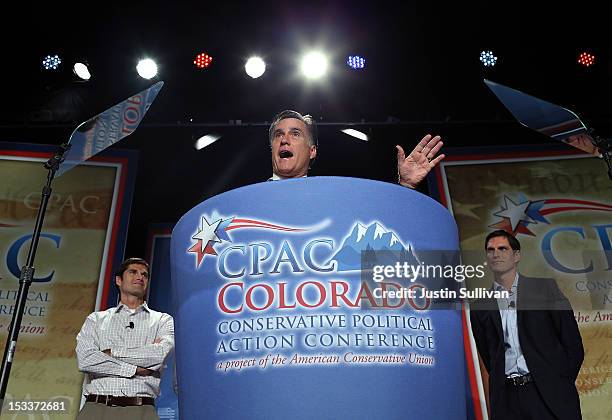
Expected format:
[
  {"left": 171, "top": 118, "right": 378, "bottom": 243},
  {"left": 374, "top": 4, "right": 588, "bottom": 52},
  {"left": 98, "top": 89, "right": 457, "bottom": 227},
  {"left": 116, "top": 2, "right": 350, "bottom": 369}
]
[
  {"left": 341, "top": 129, "right": 368, "bottom": 141},
  {"left": 194, "top": 53, "right": 213, "bottom": 69},
  {"left": 479, "top": 50, "right": 497, "bottom": 67},
  {"left": 301, "top": 51, "right": 328, "bottom": 79},
  {"left": 42, "top": 54, "right": 62, "bottom": 70},
  {"left": 73, "top": 62, "right": 91, "bottom": 80},
  {"left": 347, "top": 55, "right": 365, "bottom": 70},
  {"left": 195, "top": 133, "right": 222, "bottom": 150},
  {"left": 136, "top": 58, "right": 158, "bottom": 79},
  {"left": 577, "top": 52, "right": 595, "bottom": 67},
  {"left": 245, "top": 56, "right": 266, "bottom": 78}
]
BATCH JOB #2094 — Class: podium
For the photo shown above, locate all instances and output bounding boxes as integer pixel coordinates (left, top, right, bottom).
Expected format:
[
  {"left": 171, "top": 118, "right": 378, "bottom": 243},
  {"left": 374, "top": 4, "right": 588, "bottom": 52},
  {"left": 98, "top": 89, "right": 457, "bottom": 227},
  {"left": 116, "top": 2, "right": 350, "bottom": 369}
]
[{"left": 171, "top": 177, "right": 467, "bottom": 419}]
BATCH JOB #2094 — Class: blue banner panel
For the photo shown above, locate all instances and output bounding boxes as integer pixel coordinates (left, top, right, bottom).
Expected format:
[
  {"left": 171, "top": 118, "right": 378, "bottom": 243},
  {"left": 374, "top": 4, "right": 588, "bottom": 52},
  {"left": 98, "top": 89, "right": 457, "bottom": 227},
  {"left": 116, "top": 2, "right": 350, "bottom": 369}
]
[
  {"left": 147, "top": 227, "right": 179, "bottom": 420},
  {"left": 171, "top": 177, "right": 466, "bottom": 419},
  {"left": 57, "top": 81, "right": 163, "bottom": 177}
]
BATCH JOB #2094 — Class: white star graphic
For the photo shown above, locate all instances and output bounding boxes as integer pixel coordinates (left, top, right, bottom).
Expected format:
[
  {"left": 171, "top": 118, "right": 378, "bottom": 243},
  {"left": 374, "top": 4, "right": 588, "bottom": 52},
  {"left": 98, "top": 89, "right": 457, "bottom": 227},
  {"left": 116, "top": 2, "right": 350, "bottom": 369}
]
[
  {"left": 493, "top": 196, "right": 530, "bottom": 231},
  {"left": 192, "top": 216, "right": 222, "bottom": 252}
]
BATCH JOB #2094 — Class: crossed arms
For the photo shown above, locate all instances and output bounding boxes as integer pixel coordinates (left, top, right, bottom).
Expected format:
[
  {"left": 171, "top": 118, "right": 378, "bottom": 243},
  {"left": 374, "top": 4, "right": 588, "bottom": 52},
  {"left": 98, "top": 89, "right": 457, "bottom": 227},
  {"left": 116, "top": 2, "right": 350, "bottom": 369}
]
[{"left": 76, "top": 313, "right": 174, "bottom": 378}]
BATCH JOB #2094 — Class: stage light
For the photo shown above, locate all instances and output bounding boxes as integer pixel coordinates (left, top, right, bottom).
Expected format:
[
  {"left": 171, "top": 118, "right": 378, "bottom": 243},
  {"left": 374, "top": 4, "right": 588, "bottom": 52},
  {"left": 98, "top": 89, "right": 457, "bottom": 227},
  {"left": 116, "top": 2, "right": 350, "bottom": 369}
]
[
  {"left": 136, "top": 58, "right": 158, "bottom": 79},
  {"left": 194, "top": 53, "right": 213, "bottom": 69},
  {"left": 341, "top": 129, "right": 368, "bottom": 141},
  {"left": 42, "top": 54, "right": 62, "bottom": 70},
  {"left": 245, "top": 56, "right": 266, "bottom": 78},
  {"left": 577, "top": 52, "right": 595, "bottom": 67},
  {"left": 301, "top": 51, "right": 328, "bottom": 79},
  {"left": 479, "top": 50, "right": 497, "bottom": 67},
  {"left": 73, "top": 62, "right": 91, "bottom": 80},
  {"left": 347, "top": 56, "right": 365, "bottom": 70},
  {"left": 195, "top": 133, "right": 222, "bottom": 150}
]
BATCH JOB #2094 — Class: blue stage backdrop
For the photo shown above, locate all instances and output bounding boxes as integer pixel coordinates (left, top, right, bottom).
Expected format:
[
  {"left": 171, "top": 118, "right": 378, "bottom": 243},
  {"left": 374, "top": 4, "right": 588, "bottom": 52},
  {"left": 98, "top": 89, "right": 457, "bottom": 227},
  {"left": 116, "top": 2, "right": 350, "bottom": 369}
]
[
  {"left": 147, "top": 225, "right": 178, "bottom": 420},
  {"left": 171, "top": 177, "right": 467, "bottom": 419}
]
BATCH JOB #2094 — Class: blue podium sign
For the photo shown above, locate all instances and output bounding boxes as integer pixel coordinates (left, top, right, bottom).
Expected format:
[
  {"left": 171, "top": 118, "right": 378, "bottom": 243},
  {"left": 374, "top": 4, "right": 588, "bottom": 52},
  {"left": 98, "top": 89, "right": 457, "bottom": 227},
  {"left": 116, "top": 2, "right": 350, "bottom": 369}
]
[{"left": 171, "top": 177, "right": 465, "bottom": 419}]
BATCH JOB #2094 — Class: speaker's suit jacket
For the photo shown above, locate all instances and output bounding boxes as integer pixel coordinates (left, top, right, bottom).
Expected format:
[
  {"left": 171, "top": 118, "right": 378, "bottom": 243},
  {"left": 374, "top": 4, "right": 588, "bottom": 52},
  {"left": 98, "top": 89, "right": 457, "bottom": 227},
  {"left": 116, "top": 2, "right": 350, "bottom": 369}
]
[{"left": 470, "top": 275, "right": 584, "bottom": 420}]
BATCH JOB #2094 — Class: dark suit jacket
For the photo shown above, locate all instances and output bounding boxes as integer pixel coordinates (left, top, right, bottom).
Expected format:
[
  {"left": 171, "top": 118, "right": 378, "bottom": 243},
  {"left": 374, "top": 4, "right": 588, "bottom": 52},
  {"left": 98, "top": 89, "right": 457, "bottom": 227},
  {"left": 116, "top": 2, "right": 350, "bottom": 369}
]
[{"left": 470, "top": 275, "right": 584, "bottom": 420}]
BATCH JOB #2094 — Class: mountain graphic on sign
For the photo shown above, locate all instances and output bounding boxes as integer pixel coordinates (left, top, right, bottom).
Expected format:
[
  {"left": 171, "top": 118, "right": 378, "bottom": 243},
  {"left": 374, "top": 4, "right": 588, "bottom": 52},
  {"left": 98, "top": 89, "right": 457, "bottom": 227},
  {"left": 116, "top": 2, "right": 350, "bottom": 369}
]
[{"left": 330, "top": 221, "right": 418, "bottom": 271}]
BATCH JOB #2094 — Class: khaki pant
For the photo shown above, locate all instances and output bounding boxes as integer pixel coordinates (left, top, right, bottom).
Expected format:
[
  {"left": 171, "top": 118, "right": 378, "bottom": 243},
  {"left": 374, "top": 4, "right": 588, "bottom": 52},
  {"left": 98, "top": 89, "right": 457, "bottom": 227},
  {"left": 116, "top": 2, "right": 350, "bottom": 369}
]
[{"left": 77, "top": 401, "right": 159, "bottom": 420}]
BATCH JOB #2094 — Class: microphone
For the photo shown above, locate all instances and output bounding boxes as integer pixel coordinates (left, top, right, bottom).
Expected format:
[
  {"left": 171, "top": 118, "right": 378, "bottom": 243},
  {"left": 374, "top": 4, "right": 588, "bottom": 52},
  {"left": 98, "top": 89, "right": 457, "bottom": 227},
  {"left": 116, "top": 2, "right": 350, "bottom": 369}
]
[{"left": 126, "top": 321, "right": 134, "bottom": 329}]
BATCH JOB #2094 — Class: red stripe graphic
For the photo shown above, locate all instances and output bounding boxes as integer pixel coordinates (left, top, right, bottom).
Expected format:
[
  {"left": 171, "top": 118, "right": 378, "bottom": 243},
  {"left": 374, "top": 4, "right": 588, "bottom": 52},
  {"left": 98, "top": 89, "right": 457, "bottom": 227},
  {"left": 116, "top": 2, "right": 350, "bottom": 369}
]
[
  {"left": 226, "top": 218, "right": 307, "bottom": 232},
  {"left": 0, "top": 223, "right": 19, "bottom": 228},
  {"left": 462, "top": 304, "right": 484, "bottom": 420},
  {"left": 543, "top": 198, "right": 612, "bottom": 209},
  {"left": 540, "top": 206, "right": 612, "bottom": 216}
]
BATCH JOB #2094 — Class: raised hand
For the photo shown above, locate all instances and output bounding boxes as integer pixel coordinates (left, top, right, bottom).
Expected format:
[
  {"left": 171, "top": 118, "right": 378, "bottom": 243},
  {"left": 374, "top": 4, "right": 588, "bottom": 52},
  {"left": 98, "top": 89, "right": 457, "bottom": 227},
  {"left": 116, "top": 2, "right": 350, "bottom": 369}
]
[{"left": 397, "top": 134, "right": 445, "bottom": 188}]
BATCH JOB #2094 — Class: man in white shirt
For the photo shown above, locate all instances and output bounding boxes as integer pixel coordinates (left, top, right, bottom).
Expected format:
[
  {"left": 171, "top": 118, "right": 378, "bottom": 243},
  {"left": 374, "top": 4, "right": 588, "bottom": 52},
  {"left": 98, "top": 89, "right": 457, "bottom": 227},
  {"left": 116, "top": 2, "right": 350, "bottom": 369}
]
[
  {"left": 268, "top": 110, "right": 445, "bottom": 186},
  {"left": 76, "top": 257, "right": 174, "bottom": 420}
]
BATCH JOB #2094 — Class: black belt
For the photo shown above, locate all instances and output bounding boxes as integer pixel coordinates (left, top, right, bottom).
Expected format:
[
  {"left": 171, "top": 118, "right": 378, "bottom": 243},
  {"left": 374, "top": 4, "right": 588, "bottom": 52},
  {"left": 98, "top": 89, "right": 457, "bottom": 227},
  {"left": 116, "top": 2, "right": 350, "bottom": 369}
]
[
  {"left": 505, "top": 373, "right": 533, "bottom": 386},
  {"left": 86, "top": 394, "right": 155, "bottom": 406}
]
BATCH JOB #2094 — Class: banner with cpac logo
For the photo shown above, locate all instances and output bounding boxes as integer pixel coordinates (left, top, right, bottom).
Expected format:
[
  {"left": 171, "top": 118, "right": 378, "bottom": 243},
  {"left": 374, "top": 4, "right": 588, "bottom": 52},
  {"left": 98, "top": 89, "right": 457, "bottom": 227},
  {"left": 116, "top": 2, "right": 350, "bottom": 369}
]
[
  {"left": 171, "top": 177, "right": 468, "bottom": 419},
  {"left": 56, "top": 81, "right": 163, "bottom": 177},
  {"left": 0, "top": 141, "right": 137, "bottom": 418},
  {"left": 430, "top": 145, "right": 612, "bottom": 419}
]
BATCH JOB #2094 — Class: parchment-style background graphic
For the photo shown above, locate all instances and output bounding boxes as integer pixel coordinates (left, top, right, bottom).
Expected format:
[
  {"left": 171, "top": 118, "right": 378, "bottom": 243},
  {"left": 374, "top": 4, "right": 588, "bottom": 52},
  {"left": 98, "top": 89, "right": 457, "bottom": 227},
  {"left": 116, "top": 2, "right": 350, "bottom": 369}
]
[{"left": 434, "top": 149, "right": 612, "bottom": 420}]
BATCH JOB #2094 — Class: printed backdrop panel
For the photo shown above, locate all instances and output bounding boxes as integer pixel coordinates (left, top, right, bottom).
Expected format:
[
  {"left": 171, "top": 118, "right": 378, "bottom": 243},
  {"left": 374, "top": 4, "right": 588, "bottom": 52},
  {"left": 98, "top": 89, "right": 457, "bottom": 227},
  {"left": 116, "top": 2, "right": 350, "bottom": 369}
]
[
  {"left": 430, "top": 147, "right": 612, "bottom": 420},
  {"left": 0, "top": 142, "right": 136, "bottom": 418}
]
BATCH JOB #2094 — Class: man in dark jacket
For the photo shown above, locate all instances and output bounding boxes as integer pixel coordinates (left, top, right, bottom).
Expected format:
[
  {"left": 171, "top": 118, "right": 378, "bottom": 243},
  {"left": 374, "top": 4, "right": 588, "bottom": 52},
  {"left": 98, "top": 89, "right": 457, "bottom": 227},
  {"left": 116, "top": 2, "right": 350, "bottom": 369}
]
[{"left": 470, "top": 230, "right": 584, "bottom": 420}]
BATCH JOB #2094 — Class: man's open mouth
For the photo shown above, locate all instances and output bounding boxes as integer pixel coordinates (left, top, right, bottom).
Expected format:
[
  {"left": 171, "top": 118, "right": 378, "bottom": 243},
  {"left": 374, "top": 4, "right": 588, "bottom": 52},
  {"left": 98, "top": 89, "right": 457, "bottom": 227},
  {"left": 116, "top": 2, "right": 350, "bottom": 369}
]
[{"left": 279, "top": 150, "right": 293, "bottom": 158}]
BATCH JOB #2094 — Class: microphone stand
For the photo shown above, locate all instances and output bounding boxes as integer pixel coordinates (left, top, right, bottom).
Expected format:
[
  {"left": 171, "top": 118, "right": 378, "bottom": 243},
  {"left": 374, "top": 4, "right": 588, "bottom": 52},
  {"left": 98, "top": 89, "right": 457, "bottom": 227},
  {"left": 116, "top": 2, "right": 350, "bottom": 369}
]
[
  {"left": 0, "top": 142, "right": 71, "bottom": 410},
  {"left": 589, "top": 130, "right": 612, "bottom": 180}
]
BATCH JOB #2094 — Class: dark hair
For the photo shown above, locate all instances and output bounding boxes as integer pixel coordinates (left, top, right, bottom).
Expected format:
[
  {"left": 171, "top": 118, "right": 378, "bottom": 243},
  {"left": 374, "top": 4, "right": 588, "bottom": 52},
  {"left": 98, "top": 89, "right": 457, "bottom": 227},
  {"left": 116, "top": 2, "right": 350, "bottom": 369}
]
[
  {"left": 484, "top": 230, "right": 521, "bottom": 251},
  {"left": 268, "top": 110, "right": 318, "bottom": 147},
  {"left": 115, "top": 257, "right": 150, "bottom": 278},
  {"left": 114, "top": 257, "right": 150, "bottom": 297}
]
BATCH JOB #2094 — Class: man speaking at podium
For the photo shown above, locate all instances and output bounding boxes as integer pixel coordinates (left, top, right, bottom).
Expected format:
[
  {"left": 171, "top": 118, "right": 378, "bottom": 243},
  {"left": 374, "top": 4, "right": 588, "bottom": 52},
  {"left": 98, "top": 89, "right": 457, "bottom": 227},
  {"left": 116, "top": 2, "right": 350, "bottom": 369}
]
[{"left": 268, "top": 110, "right": 445, "bottom": 186}]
